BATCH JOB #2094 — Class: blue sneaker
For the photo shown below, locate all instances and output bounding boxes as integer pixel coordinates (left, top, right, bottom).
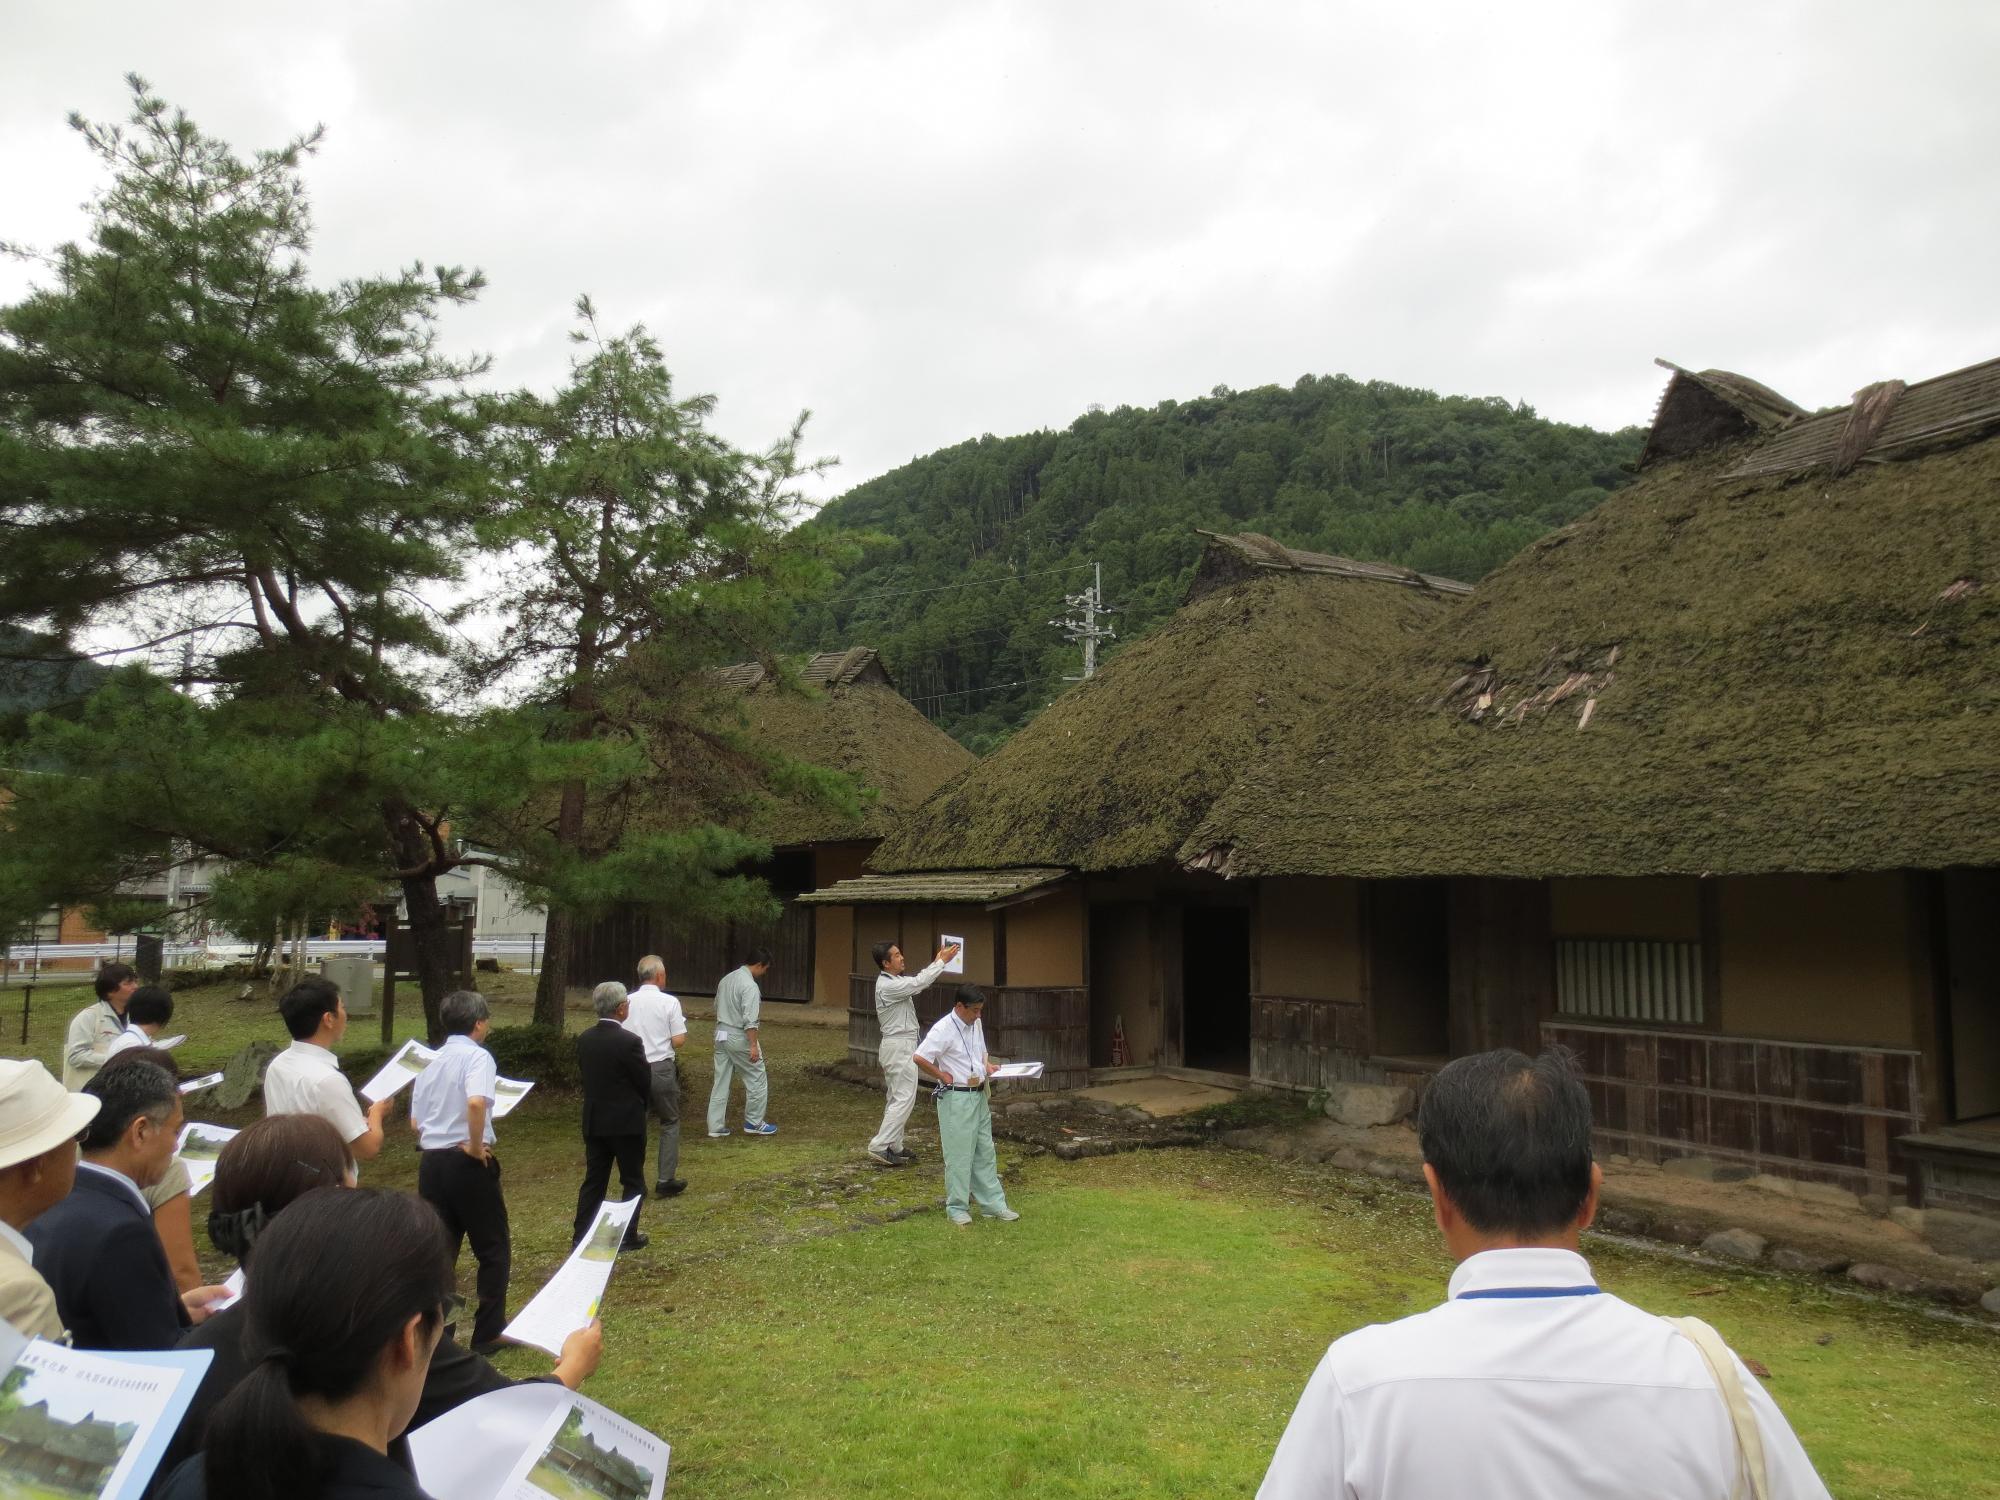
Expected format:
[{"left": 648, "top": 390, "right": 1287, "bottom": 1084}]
[{"left": 742, "top": 1121, "right": 778, "bottom": 1136}]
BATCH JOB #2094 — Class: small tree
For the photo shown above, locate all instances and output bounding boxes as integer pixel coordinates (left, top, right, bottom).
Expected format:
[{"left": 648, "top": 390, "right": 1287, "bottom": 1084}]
[{"left": 468, "top": 301, "right": 859, "bottom": 1024}]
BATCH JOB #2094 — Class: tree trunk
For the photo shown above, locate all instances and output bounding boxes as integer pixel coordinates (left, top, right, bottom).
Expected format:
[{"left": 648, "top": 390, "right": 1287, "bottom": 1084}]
[
  {"left": 400, "top": 869, "right": 453, "bottom": 1044},
  {"left": 531, "top": 775, "right": 589, "bottom": 1028}
]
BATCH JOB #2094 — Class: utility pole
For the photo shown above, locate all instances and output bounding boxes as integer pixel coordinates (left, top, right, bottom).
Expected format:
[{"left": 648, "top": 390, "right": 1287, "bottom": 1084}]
[{"left": 1050, "top": 563, "right": 1116, "bottom": 681}]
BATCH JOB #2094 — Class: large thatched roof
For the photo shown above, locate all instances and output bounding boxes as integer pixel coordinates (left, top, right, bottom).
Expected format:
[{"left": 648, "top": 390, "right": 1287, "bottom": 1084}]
[
  {"left": 1183, "top": 357, "right": 2000, "bottom": 880},
  {"left": 867, "top": 533, "right": 1467, "bottom": 874},
  {"left": 732, "top": 648, "right": 976, "bottom": 847}
]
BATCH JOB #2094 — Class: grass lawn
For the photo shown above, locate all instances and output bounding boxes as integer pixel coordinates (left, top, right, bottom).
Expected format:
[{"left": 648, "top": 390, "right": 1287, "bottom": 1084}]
[{"left": 8, "top": 973, "right": 1999, "bottom": 1497}]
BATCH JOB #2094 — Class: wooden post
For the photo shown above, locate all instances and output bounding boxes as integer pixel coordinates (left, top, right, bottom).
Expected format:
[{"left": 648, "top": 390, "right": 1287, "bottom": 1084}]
[{"left": 374, "top": 900, "right": 401, "bottom": 1048}]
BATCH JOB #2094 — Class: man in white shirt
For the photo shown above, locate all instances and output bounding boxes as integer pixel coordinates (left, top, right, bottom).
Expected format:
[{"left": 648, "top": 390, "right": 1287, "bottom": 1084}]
[
  {"left": 866, "top": 939, "right": 958, "bottom": 1168},
  {"left": 622, "top": 955, "right": 689, "bottom": 1196},
  {"left": 1257, "top": 1048, "right": 1833, "bottom": 1499},
  {"left": 412, "top": 989, "right": 511, "bottom": 1353},
  {"left": 103, "top": 983, "right": 177, "bottom": 1060},
  {"left": 262, "top": 977, "right": 393, "bottom": 1160},
  {"left": 62, "top": 962, "right": 138, "bottom": 1090},
  {"left": 911, "top": 985, "right": 1018, "bottom": 1228}
]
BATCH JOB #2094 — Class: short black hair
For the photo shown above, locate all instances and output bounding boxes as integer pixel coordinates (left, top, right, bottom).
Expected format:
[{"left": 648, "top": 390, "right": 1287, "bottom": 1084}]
[
  {"left": 95, "top": 963, "right": 138, "bottom": 1000},
  {"left": 742, "top": 947, "right": 773, "bottom": 968},
  {"left": 127, "top": 985, "right": 175, "bottom": 1028},
  {"left": 80, "top": 1055, "right": 179, "bottom": 1150},
  {"left": 871, "top": 940, "right": 898, "bottom": 971},
  {"left": 953, "top": 984, "right": 987, "bottom": 1008},
  {"left": 277, "top": 978, "right": 343, "bottom": 1040},
  {"left": 1416, "top": 1048, "right": 1594, "bottom": 1238}
]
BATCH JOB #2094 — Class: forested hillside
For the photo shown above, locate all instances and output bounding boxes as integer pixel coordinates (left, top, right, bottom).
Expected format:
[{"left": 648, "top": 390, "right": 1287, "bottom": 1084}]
[{"left": 792, "top": 375, "right": 1642, "bottom": 751}]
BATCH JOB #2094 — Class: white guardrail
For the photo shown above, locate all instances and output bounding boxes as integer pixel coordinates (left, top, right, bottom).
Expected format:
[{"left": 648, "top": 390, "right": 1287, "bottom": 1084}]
[{"left": 0, "top": 936, "right": 547, "bottom": 979}]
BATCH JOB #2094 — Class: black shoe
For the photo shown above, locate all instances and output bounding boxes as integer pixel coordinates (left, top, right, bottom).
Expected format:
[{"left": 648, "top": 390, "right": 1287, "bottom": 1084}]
[
  {"left": 654, "top": 1179, "right": 688, "bottom": 1198},
  {"left": 890, "top": 1146, "right": 918, "bottom": 1165},
  {"left": 622, "top": 1232, "right": 650, "bottom": 1251},
  {"left": 471, "top": 1339, "right": 508, "bottom": 1358}
]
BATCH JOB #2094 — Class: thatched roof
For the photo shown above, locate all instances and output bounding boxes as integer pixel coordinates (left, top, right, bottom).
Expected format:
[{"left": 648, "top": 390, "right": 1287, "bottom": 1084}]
[
  {"left": 1183, "top": 359, "right": 2000, "bottom": 880},
  {"left": 867, "top": 533, "right": 1468, "bottom": 875},
  {"left": 731, "top": 649, "right": 976, "bottom": 847},
  {"left": 796, "top": 867, "right": 1070, "bottom": 907}
]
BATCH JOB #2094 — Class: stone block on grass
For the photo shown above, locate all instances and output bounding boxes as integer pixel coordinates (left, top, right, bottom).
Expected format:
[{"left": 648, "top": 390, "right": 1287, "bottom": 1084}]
[
  {"left": 1324, "top": 1082, "right": 1414, "bottom": 1128},
  {"left": 1703, "top": 1228, "right": 1767, "bottom": 1264}
]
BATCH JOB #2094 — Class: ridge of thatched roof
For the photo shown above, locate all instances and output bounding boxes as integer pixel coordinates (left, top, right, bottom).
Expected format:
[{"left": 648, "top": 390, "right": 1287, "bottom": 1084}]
[
  {"left": 716, "top": 646, "right": 893, "bottom": 692},
  {"left": 1189, "top": 531, "right": 1473, "bottom": 599},
  {"left": 1725, "top": 354, "right": 2000, "bottom": 480},
  {"left": 1183, "top": 368, "right": 2000, "bottom": 881},
  {"left": 868, "top": 532, "right": 1467, "bottom": 875},
  {"left": 1640, "top": 360, "right": 1808, "bottom": 469}
]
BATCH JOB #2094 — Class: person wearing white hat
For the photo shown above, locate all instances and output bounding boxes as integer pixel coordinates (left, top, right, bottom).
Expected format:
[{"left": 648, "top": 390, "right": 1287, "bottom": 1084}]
[{"left": 0, "top": 1058, "right": 102, "bottom": 1341}]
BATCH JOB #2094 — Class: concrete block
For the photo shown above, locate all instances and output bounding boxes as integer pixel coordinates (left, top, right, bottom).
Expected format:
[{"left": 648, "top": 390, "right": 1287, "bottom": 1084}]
[
  {"left": 1324, "top": 1082, "right": 1415, "bottom": 1128},
  {"left": 1919, "top": 1210, "right": 2000, "bottom": 1263},
  {"left": 1702, "top": 1228, "right": 1767, "bottom": 1264}
]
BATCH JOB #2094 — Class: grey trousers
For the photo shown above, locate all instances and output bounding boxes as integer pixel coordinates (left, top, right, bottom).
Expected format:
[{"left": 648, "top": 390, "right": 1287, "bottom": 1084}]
[
  {"left": 649, "top": 1057, "right": 682, "bottom": 1184},
  {"left": 707, "top": 1033, "right": 768, "bottom": 1133}
]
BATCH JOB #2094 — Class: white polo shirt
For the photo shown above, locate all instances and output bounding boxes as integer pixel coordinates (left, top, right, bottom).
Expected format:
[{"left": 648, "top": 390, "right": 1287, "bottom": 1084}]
[
  {"left": 622, "top": 984, "right": 688, "bottom": 1064},
  {"left": 262, "top": 1040, "right": 369, "bottom": 1145},
  {"left": 104, "top": 1025, "right": 150, "bottom": 1060},
  {"left": 913, "top": 1008, "right": 989, "bottom": 1085},
  {"left": 1258, "top": 1246, "right": 1832, "bottom": 1499},
  {"left": 411, "top": 1034, "right": 498, "bottom": 1150}
]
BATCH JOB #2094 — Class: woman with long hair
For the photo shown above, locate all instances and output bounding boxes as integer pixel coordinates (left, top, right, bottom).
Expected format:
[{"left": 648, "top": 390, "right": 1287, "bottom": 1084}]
[{"left": 156, "top": 1187, "right": 453, "bottom": 1499}]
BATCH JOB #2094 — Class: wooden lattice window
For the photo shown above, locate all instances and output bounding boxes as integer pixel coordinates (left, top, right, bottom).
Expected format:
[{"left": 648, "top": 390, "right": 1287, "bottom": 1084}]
[{"left": 1555, "top": 938, "right": 1705, "bottom": 1026}]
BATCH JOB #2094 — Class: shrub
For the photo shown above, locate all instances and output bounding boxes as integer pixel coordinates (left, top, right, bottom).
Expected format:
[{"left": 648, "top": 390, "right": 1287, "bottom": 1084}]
[{"left": 485, "top": 1023, "right": 579, "bottom": 1090}]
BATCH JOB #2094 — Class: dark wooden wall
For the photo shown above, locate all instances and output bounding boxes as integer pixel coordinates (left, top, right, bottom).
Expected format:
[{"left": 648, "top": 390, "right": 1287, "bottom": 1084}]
[
  {"left": 1548, "top": 1019, "right": 1922, "bottom": 1202},
  {"left": 848, "top": 975, "right": 1088, "bottom": 1092},
  {"left": 1450, "top": 878, "right": 1554, "bottom": 1055},
  {"left": 1250, "top": 996, "right": 1378, "bottom": 1090},
  {"left": 569, "top": 900, "right": 814, "bottom": 1003}
]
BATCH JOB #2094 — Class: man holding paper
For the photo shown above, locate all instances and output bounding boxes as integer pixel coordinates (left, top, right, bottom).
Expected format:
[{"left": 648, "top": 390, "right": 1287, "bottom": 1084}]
[
  {"left": 574, "top": 983, "right": 652, "bottom": 1252},
  {"left": 912, "top": 985, "right": 1020, "bottom": 1227},
  {"left": 263, "top": 977, "right": 393, "bottom": 1162},
  {"left": 866, "top": 940, "right": 959, "bottom": 1168},
  {"left": 413, "top": 989, "right": 512, "bottom": 1353}
]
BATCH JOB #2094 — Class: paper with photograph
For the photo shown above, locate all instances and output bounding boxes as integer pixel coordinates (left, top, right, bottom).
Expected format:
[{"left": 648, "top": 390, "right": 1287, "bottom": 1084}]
[
  {"left": 177, "top": 1072, "right": 224, "bottom": 1096},
  {"left": 989, "top": 1061, "right": 1044, "bottom": 1079},
  {"left": 490, "top": 1075, "right": 535, "bottom": 1118},
  {"left": 940, "top": 934, "right": 965, "bottom": 975},
  {"left": 358, "top": 1038, "right": 437, "bottom": 1103},
  {"left": 501, "top": 1197, "right": 638, "bottom": 1356},
  {"left": 174, "top": 1121, "right": 239, "bottom": 1197},
  {"left": 408, "top": 1382, "right": 669, "bottom": 1500},
  {"left": 0, "top": 1339, "right": 214, "bottom": 1500}
]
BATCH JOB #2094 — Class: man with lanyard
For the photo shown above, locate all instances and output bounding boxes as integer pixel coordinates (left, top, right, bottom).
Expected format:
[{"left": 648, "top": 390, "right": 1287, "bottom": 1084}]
[
  {"left": 412, "top": 989, "right": 512, "bottom": 1354},
  {"left": 707, "top": 948, "right": 777, "bottom": 1139},
  {"left": 63, "top": 962, "right": 138, "bottom": 1090},
  {"left": 866, "top": 939, "right": 959, "bottom": 1168},
  {"left": 911, "top": 985, "right": 1019, "bottom": 1227},
  {"left": 623, "top": 954, "right": 689, "bottom": 1195},
  {"left": 1257, "top": 1048, "right": 1832, "bottom": 1498},
  {"left": 263, "top": 977, "right": 394, "bottom": 1163}
]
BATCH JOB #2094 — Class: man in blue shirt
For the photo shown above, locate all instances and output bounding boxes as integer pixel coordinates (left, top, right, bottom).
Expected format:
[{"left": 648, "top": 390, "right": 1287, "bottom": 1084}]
[{"left": 412, "top": 990, "right": 510, "bottom": 1353}]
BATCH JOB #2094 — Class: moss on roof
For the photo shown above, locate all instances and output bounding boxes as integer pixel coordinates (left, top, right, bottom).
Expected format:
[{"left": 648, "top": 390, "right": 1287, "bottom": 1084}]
[
  {"left": 870, "top": 536, "right": 1465, "bottom": 874},
  {"left": 1183, "top": 427, "right": 2000, "bottom": 879}
]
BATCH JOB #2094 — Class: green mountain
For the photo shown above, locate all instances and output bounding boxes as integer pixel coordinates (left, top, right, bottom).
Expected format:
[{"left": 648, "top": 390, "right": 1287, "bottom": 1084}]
[{"left": 794, "top": 374, "right": 1643, "bottom": 752}]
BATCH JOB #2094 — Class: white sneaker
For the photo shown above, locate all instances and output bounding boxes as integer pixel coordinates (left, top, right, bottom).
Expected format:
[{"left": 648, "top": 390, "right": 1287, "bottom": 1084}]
[
  {"left": 946, "top": 1210, "right": 973, "bottom": 1227},
  {"left": 980, "top": 1207, "right": 1021, "bottom": 1222}
]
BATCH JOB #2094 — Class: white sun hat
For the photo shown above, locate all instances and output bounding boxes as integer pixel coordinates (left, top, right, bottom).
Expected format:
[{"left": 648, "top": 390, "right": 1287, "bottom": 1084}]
[{"left": 0, "top": 1059, "right": 101, "bottom": 1171}]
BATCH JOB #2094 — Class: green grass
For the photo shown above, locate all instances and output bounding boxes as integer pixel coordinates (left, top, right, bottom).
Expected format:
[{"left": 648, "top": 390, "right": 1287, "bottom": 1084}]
[{"left": 9, "top": 973, "right": 1998, "bottom": 1498}]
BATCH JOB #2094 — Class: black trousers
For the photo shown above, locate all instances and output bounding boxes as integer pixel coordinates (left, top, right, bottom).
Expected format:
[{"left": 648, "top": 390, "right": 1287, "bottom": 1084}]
[
  {"left": 418, "top": 1148, "right": 512, "bottom": 1349},
  {"left": 573, "top": 1132, "right": 646, "bottom": 1247}
]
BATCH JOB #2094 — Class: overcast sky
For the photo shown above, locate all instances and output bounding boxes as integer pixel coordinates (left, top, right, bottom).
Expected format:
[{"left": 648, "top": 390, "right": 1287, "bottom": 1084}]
[{"left": 6, "top": 1, "right": 1999, "bottom": 504}]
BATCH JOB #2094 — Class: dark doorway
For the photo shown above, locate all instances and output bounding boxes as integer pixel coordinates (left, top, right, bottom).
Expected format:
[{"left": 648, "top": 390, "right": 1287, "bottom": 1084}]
[
  {"left": 1182, "top": 905, "right": 1251, "bottom": 1075},
  {"left": 1944, "top": 869, "right": 2000, "bottom": 1122},
  {"left": 1368, "top": 879, "right": 1450, "bottom": 1062}
]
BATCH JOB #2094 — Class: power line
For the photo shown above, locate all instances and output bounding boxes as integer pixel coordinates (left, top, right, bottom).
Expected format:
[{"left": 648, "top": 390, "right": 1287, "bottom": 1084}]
[
  {"left": 910, "top": 676, "right": 1063, "bottom": 708},
  {"left": 820, "top": 563, "right": 1094, "bottom": 608}
]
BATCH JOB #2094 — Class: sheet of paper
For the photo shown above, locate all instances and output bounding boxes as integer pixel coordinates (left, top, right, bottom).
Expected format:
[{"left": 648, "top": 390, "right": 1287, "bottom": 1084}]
[
  {"left": 940, "top": 934, "right": 965, "bottom": 975},
  {"left": 490, "top": 1076, "right": 535, "bottom": 1118},
  {"left": 176, "top": 1120, "right": 239, "bottom": 1196},
  {"left": 409, "top": 1383, "right": 669, "bottom": 1500},
  {"left": 208, "top": 1266, "right": 246, "bottom": 1312},
  {"left": 359, "top": 1037, "right": 437, "bottom": 1103},
  {"left": 155, "top": 1034, "right": 187, "bottom": 1051},
  {"left": 501, "top": 1196, "right": 637, "bottom": 1356},
  {"left": 990, "top": 1061, "right": 1044, "bottom": 1079},
  {"left": 178, "top": 1071, "right": 224, "bottom": 1095},
  {"left": 4, "top": 1340, "right": 214, "bottom": 1500}
]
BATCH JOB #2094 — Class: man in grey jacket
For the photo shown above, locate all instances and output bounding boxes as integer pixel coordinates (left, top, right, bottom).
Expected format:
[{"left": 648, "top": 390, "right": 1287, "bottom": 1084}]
[
  {"left": 707, "top": 949, "right": 776, "bottom": 1138},
  {"left": 866, "top": 940, "right": 959, "bottom": 1167}
]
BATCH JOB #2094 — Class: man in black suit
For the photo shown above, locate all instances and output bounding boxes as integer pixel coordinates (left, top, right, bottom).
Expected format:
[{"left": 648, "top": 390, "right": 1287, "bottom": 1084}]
[
  {"left": 26, "top": 1056, "right": 228, "bottom": 1348},
  {"left": 573, "top": 982, "right": 652, "bottom": 1251}
]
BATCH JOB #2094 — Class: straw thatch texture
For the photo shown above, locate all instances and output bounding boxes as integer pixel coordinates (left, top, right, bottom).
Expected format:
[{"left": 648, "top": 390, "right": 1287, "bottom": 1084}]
[
  {"left": 869, "top": 536, "right": 1466, "bottom": 874},
  {"left": 1183, "top": 427, "right": 2000, "bottom": 880}
]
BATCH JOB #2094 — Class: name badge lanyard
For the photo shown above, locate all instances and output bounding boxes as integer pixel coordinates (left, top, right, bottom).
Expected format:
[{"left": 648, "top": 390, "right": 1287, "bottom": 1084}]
[{"left": 932, "top": 1013, "right": 983, "bottom": 1098}]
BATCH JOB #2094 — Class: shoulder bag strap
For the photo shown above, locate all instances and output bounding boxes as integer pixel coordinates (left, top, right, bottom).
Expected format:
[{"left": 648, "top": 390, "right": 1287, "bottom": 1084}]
[{"left": 1665, "top": 1315, "right": 1770, "bottom": 1500}]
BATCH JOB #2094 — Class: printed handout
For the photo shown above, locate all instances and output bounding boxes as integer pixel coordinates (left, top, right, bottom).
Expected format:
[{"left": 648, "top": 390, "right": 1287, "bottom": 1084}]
[
  {"left": 990, "top": 1061, "right": 1044, "bottom": 1079},
  {"left": 175, "top": 1121, "right": 239, "bottom": 1196},
  {"left": 208, "top": 1267, "right": 246, "bottom": 1313},
  {"left": 501, "top": 1197, "right": 638, "bottom": 1356},
  {"left": 358, "top": 1038, "right": 436, "bottom": 1103},
  {"left": 940, "top": 934, "right": 965, "bottom": 975},
  {"left": 491, "top": 1075, "right": 535, "bottom": 1118},
  {"left": 178, "top": 1072, "right": 224, "bottom": 1096},
  {"left": 408, "top": 1382, "right": 669, "bottom": 1500},
  {"left": 153, "top": 1034, "right": 186, "bottom": 1051},
  {"left": 0, "top": 1338, "right": 214, "bottom": 1500}
]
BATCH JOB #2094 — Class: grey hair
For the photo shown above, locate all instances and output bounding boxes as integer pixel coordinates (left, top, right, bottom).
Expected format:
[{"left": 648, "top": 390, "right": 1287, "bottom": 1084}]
[
  {"left": 593, "top": 981, "right": 629, "bottom": 1018},
  {"left": 440, "top": 989, "right": 491, "bottom": 1036},
  {"left": 636, "top": 954, "right": 665, "bottom": 984}
]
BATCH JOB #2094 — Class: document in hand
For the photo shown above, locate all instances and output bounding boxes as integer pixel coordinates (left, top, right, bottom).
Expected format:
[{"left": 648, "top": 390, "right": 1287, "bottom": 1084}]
[
  {"left": 178, "top": 1071, "right": 224, "bottom": 1095},
  {"left": 209, "top": 1267, "right": 246, "bottom": 1313},
  {"left": 501, "top": 1196, "right": 639, "bottom": 1356},
  {"left": 491, "top": 1075, "right": 535, "bottom": 1118},
  {"left": 154, "top": 1034, "right": 187, "bottom": 1051},
  {"left": 359, "top": 1038, "right": 438, "bottom": 1103},
  {"left": 408, "top": 1382, "right": 669, "bottom": 1500},
  {"left": 989, "top": 1061, "right": 1044, "bottom": 1079},
  {"left": 175, "top": 1121, "right": 239, "bottom": 1196},
  {"left": 0, "top": 1338, "right": 215, "bottom": 1500},
  {"left": 941, "top": 934, "right": 966, "bottom": 974}
]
